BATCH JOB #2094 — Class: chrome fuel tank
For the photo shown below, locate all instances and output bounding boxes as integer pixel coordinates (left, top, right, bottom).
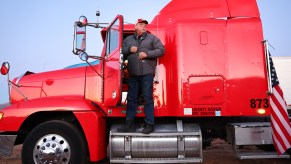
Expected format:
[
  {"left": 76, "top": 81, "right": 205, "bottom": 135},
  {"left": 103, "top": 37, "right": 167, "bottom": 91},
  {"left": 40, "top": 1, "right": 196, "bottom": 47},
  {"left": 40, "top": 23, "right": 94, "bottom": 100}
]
[{"left": 109, "top": 123, "right": 202, "bottom": 163}]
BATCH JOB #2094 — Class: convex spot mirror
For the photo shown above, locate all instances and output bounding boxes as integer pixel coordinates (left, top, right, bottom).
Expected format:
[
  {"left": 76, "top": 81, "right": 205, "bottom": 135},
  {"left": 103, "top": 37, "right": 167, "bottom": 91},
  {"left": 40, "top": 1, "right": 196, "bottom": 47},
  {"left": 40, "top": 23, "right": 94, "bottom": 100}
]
[
  {"left": 79, "top": 52, "right": 89, "bottom": 62},
  {"left": 78, "top": 16, "right": 88, "bottom": 27},
  {"left": 1, "top": 62, "right": 10, "bottom": 75}
]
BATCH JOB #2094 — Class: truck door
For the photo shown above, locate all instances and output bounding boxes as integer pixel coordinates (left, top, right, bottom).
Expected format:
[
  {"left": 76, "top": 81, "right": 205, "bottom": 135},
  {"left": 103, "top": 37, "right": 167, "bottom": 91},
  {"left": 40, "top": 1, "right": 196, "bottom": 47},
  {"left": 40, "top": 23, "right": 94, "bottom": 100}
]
[{"left": 103, "top": 15, "right": 124, "bottom": 106}]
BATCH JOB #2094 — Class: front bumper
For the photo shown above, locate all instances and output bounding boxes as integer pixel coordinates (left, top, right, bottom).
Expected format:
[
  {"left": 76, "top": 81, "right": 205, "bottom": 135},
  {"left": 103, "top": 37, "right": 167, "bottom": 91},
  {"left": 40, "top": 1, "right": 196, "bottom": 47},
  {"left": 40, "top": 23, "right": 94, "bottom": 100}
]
[{"left": 0, "top": 134, "right": 17, "bottom": 156}]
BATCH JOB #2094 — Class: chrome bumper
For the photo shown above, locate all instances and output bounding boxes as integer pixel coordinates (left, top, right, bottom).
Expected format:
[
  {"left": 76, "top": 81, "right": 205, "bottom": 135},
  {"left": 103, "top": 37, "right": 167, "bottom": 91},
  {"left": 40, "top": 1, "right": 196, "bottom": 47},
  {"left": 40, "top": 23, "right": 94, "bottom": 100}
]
[{"left": 0, "top": 134, "right": 17, "bottom": 156}]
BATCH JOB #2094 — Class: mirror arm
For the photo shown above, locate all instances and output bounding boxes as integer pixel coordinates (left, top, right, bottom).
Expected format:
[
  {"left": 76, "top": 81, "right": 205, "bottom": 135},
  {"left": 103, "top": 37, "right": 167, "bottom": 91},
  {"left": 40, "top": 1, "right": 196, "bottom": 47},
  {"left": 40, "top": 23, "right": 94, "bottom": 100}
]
[
  {"left": 6, "top": 72, "right": 11, "bottom": 103},
  {"left": 9, "top": 80, "right": 21, "bottom": 87},
  {"left": 87, "top": 23, "right": 109, "bottom": 28},
  {"left": 9, "top": 80, "right": 28, "bottom": 101},
  {"left": 85, "top": 61, "right": 103, "bottom": 79},
  {"left": 88, "top": 55, "right": 105, "bottom": 61},
  {"left": 72, "top": 50, "right": 77, "bottom": 55}
]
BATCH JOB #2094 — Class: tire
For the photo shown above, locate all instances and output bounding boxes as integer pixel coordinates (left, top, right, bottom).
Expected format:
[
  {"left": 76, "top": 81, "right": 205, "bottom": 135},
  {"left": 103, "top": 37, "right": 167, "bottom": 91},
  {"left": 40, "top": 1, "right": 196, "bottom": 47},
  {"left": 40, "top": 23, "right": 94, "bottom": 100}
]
[{"left": 22, "top": 120, "right": 87, "bottom": 164}]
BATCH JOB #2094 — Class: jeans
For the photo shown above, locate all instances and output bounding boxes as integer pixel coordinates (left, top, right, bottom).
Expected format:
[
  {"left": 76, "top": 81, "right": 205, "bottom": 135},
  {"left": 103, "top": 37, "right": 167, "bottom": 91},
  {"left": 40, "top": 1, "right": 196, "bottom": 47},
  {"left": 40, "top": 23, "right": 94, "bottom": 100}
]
[{"left": 126, "top": 74, "right": 154, "bottom": 124}]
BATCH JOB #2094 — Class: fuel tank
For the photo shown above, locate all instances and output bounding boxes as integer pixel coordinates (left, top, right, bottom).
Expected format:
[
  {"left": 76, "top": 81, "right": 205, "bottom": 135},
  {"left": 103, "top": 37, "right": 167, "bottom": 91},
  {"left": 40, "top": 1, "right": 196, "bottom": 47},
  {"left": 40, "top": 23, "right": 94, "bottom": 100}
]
[{"left": 109, "top": 122, "right": 202, "bottom": 163}]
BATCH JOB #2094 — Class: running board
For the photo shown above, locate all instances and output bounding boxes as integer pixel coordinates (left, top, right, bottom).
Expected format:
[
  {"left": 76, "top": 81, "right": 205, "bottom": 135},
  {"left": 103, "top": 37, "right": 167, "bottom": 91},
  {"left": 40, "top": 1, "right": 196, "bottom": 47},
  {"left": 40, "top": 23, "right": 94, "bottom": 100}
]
[{"left": 237, "top": 152, "right": 290, "bottom": 159}]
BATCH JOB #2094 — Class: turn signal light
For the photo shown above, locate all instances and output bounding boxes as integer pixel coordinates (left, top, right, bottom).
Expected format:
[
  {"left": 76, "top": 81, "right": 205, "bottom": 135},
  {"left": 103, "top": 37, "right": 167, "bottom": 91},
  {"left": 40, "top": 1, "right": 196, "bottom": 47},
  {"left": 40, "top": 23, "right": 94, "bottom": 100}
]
[
  {"left": 257, "top": 108, "right": 266, "bottom": 115},
  {"left": 0, "top": 112, "right": 3, "bottom": 120}
]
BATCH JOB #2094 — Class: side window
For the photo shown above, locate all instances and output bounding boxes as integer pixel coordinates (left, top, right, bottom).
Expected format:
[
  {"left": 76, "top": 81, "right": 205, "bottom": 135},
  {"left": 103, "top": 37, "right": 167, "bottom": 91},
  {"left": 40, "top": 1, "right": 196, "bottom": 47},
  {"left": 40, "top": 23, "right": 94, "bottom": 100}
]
[{"left": 106, "top": 19, "right": 120, "bottom": 55}]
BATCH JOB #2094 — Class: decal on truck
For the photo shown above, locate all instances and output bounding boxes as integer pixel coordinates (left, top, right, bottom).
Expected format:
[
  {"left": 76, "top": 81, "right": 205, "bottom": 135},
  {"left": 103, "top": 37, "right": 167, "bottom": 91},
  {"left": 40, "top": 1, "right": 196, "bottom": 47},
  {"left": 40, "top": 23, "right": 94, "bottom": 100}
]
[{"left": 250, "top": 98, "right": 269, "bottom": 109}]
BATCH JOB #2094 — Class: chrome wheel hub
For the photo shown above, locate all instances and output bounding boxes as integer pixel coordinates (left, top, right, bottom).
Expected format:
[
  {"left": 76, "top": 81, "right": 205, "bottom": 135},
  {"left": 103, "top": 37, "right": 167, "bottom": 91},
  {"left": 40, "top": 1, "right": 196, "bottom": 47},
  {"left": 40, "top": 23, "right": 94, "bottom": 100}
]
[{"left": 33, "top": 134, "right": 71, "bottom": 164}]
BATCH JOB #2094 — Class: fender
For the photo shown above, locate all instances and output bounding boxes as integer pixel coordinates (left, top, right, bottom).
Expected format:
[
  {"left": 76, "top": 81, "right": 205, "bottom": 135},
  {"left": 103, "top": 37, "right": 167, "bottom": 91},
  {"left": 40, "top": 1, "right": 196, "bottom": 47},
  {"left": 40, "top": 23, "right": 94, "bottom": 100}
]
[
  {"left": 0, "top": 96, "right": 98, "bottom": 131},
  {"left": 0, "top": 95, "right": 107, "bottom": 161},
  {"left": 74, "top": 111, "right": 106, "bottom": 161}
]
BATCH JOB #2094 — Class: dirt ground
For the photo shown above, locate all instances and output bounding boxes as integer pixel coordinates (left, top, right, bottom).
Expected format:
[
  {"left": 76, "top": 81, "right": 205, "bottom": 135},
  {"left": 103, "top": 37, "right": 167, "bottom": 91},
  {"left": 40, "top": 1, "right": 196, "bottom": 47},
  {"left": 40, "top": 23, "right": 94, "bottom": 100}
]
[{"left": 0, "top": 139, "right": 290, "bottom": 164}]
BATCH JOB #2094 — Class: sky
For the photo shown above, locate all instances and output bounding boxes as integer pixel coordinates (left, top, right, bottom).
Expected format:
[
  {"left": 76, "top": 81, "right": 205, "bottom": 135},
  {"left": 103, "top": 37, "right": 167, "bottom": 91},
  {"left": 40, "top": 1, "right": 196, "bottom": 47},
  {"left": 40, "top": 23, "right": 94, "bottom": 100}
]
[{"left": 0, "top": 0, "right": 291, "bottom": 104}]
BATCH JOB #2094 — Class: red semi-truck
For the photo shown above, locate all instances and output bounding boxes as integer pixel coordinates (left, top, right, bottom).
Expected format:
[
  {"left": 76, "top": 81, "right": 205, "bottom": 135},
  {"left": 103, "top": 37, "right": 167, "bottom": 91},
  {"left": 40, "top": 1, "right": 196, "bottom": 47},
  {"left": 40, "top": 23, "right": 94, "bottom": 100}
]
[{"left": 0, "top": 0, "right": 290, "bottom": 163}]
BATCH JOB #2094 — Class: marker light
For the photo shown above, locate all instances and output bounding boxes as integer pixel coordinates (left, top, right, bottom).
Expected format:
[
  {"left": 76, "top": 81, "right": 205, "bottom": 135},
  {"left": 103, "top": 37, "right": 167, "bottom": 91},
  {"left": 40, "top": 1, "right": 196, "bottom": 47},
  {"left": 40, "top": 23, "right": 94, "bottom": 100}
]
[
  {"left": 0, "top": 112, "right": 3, "bottom": 120},
  {"left": 257, "top": 108, "right": 266, "bottom": 115}
]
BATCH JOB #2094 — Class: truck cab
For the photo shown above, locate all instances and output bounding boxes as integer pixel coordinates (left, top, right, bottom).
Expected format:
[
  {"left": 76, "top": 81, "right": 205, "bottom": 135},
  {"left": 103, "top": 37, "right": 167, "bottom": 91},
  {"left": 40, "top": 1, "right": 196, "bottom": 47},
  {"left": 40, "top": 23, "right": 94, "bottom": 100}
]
[{"left": 0, "top": 0, "right": 290, "bottom": 163}]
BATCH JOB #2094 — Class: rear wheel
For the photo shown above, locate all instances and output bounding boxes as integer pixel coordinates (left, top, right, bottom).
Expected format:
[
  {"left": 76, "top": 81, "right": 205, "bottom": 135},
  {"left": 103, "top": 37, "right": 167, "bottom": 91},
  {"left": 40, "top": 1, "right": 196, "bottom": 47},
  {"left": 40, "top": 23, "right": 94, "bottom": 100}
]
[{"left": 22, "top": 120, "right": 87, "bottom": 164}]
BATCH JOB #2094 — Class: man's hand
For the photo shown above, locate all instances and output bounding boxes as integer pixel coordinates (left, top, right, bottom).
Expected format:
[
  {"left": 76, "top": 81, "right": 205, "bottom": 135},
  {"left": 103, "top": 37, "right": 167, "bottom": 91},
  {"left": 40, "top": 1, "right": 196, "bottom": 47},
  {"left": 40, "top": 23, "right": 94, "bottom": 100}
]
[
  {"left": 139, "top": 52, "right": 147, "bottom": 60},
  {"left": 130, "top": 46, "right": 138, "bottom": 53}
]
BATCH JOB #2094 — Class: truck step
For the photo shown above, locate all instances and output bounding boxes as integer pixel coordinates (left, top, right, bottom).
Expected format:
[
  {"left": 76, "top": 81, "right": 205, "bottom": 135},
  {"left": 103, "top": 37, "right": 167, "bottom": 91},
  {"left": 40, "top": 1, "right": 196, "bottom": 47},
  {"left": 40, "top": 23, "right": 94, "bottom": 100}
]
[
  {"left": 109, "top": 122, "right": 203, "bottom": 163},
  {"left": 110, "top": 157, "right": 202, "bottom": 163},
  {"left": 227, "top": 122, "right": 291, "bottom": 160},
  {"left": 237, "top": 151, "right": 290, "bottom": 159}
]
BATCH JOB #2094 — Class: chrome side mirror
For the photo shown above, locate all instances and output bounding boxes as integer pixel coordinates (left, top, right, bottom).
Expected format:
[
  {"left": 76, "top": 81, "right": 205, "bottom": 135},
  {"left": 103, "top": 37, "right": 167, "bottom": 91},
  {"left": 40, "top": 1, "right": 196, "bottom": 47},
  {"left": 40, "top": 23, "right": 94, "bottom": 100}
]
[
  {"left": 73, "top": 16, "right": 88, "bottom": 54},
  {"left": 75, "top": 26, "right": 86, "bottom": 52}
]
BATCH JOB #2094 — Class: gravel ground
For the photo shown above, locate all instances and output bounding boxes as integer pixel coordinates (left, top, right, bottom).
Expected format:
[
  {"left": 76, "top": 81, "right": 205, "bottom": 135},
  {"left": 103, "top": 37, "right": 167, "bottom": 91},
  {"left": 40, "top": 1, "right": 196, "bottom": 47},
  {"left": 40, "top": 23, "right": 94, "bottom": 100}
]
[{"left": 0, "top": 139, "right": 290, "bottom": 164}]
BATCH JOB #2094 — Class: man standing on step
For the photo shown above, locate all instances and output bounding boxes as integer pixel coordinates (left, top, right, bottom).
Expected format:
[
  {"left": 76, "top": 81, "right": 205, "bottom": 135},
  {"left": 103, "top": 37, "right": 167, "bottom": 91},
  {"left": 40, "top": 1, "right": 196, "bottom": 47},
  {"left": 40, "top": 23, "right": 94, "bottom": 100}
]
[{"left": 118, "top": 18, "right": 165, "bottom": 134}]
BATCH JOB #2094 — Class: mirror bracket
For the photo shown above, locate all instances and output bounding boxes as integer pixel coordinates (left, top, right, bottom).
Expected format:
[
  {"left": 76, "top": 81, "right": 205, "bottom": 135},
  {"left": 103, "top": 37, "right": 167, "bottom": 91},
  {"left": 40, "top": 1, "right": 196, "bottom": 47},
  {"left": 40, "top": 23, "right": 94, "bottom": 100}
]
[{"left": 78, "top": 52, "right": 104, "bottom": 79}]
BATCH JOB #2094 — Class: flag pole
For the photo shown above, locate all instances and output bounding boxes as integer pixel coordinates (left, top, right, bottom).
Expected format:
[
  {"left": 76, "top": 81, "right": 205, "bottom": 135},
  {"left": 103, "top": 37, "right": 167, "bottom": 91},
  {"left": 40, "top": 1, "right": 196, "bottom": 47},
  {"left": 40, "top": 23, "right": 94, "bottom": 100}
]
[{"left": 263, "top": 40, "right": 273, "bottom": 94}]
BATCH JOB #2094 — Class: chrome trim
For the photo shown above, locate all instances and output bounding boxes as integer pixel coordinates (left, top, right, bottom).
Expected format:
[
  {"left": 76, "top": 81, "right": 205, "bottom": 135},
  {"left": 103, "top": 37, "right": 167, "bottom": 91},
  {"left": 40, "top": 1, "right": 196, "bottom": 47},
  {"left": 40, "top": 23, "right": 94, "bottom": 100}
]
[{"left": 237, "top": 152, "right": 290, "bottom": 159}]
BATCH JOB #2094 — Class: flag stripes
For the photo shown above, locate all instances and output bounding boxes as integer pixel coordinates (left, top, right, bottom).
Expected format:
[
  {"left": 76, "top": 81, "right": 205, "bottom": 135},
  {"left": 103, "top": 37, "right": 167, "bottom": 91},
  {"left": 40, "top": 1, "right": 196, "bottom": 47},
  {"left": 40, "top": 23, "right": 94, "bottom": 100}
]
[{"left": 269, "top": 55, "right": 291, "bottom": 155}]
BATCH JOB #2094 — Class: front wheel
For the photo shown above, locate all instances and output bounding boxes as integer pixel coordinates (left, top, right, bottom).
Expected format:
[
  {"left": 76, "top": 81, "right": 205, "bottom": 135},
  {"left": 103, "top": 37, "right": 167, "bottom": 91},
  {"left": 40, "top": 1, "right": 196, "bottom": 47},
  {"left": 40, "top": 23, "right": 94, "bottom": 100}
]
[{"left": 22, "top": 120, "right": 87, "bottom": 164}]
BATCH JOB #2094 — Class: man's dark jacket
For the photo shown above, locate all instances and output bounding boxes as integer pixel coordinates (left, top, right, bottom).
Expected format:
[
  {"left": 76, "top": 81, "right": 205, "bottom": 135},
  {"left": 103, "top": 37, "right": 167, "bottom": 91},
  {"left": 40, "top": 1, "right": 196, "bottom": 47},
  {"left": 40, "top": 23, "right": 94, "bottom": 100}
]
[{"left": 122, "top": 32, "right": 165, "bottom": 76}]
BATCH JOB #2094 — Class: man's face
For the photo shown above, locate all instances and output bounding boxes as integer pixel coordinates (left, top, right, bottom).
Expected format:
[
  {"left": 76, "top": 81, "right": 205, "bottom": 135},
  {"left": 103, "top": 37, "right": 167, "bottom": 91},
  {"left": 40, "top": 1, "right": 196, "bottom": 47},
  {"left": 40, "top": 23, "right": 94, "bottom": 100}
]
[{"left": 135, "top": 22, "right": 147, "bottom": 35}]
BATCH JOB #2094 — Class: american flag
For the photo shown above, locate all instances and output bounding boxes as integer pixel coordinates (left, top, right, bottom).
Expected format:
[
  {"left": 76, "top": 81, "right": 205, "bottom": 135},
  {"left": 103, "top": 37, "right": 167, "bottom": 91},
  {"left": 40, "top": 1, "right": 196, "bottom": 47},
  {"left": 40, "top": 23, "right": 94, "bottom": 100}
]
[{"left": 269, "top": 54, "right": 291, "bottom": 155}]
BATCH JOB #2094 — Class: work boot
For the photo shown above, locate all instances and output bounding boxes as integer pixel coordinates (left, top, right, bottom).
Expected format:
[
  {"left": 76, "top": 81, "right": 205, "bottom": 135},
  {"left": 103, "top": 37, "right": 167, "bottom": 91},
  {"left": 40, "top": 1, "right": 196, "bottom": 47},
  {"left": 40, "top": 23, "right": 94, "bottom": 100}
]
[
  {"left": 141, "top": 123, "right": 154, "bottom": 134},
  {"left": 117, "top": 119, "right": 135, "bottom": 132}
]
